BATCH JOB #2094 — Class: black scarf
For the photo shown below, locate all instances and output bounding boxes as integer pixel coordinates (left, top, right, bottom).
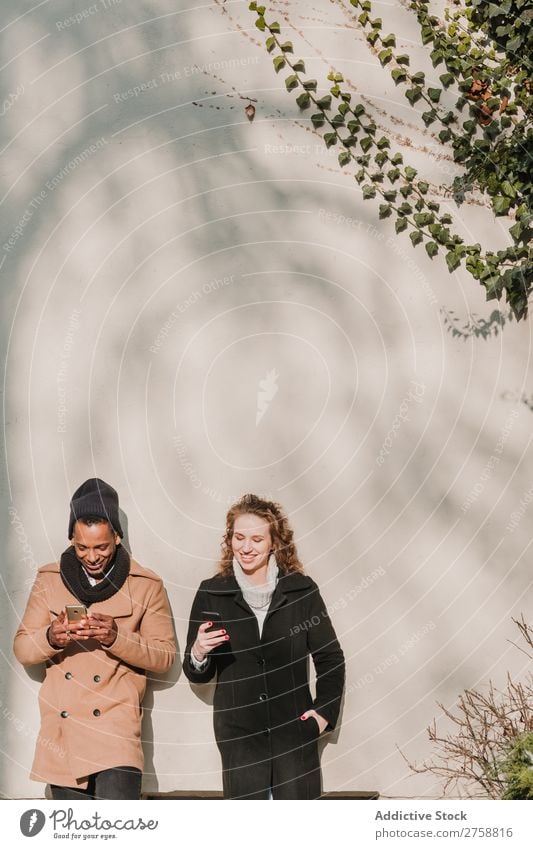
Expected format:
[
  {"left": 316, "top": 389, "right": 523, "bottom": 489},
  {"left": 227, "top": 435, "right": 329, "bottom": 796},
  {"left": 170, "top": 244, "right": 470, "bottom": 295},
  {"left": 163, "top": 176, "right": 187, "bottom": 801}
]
[{"left": 60, "top": 544, "right": 130, "bottom": 607}]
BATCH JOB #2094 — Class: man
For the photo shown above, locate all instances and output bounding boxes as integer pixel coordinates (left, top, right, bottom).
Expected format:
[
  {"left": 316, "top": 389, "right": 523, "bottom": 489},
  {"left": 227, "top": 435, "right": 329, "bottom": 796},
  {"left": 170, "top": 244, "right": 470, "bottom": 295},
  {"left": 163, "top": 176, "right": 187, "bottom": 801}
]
[{"left": 13, "top": 478, "right": 176, "bottom": 799}]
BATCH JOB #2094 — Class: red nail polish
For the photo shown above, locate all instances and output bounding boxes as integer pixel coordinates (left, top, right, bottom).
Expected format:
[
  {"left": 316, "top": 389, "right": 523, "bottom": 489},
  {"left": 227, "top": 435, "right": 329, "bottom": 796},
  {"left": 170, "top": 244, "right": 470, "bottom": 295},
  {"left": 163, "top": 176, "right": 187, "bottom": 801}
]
[
  {"left": 207, "top": 622, "right": 212, "bottom": 627},
  {"left": 221, "top": 629, "right": 226, "bottom": 634},
  {"left": 301, "top": 715, "right": 307, "bottom": 720},
  {"left": 225, "top": 635, "right": 230, "bottom": 640}
]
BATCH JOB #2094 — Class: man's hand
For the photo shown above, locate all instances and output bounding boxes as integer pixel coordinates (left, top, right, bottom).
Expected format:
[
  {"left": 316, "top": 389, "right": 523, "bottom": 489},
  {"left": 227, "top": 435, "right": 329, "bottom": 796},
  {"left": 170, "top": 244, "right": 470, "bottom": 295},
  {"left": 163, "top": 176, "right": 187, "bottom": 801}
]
[
  {"left": 47, "top": 610, "right": 70, "bottom": 648},
  {"left": 74, "top": 613, "right": 118, "bottom": 647}
]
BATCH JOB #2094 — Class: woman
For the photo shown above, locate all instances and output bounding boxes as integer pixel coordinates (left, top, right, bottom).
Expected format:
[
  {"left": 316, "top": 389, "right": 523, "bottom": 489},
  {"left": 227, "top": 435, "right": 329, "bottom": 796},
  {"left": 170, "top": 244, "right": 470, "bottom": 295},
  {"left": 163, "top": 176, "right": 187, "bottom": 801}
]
[{"left": 183, "top": 493, "right": 345, "bottom": 799}]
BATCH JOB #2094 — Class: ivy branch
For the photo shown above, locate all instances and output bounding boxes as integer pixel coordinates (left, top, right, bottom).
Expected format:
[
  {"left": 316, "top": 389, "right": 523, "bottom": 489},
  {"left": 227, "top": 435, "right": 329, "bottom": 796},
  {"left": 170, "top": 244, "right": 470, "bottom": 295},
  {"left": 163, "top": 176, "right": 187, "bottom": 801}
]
[{"left": 248, "top": 0, "right": 532, "bottom": 320}]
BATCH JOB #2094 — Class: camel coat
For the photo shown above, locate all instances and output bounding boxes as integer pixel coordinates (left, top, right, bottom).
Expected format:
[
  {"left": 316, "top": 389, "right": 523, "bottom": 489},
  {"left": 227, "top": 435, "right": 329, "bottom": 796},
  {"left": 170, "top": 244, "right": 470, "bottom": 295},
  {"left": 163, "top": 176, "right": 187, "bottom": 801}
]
[{"left": 13, "top": 557, "right": 175, "bottom": 788}]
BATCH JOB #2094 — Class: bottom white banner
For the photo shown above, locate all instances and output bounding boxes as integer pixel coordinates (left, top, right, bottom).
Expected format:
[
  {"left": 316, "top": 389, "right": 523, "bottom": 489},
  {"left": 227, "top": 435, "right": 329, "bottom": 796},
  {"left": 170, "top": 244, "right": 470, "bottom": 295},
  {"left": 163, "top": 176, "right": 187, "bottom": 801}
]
[{"left": 3, "top": 799, "right": 531, "bottom": 849}]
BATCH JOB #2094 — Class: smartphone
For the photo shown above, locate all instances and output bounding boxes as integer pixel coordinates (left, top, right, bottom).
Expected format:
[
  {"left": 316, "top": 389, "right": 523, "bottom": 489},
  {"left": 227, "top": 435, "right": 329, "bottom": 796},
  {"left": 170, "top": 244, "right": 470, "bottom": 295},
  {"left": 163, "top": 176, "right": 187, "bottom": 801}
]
[
  {"left": 65, "top": 603, "right": 87, "bottom": 623},
  {"left": 200, "top": 610, "right": 225, "bottom": 633}
]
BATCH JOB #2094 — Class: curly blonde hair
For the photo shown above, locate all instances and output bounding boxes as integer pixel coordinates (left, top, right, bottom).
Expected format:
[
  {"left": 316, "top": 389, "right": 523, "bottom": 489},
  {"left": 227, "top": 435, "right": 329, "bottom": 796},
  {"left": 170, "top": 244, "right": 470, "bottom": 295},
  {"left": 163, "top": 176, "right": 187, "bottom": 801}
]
[{"left": 217, "top": 494, "right": 304, "bottom": 576}]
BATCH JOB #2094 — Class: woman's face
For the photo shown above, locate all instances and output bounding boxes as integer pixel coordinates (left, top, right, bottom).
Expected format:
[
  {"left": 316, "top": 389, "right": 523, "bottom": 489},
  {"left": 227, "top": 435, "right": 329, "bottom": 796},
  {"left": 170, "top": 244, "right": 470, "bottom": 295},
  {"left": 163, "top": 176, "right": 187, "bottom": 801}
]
[{"left": 231, "top": 513, "right": 272, "bottom": 573}]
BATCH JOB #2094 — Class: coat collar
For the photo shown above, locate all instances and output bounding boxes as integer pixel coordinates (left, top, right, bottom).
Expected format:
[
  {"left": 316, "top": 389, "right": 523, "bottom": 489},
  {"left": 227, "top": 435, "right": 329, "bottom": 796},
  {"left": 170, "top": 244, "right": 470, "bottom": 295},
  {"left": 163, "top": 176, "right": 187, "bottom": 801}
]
[
  {"left": 202, "top": 571, "right": 313, "bottom": 594},
  {"left": 202, "top": 571, "right": 313, "bottom": 618},
  {"left": 39, "top": 557, "right": 154, "bottom": 618}
]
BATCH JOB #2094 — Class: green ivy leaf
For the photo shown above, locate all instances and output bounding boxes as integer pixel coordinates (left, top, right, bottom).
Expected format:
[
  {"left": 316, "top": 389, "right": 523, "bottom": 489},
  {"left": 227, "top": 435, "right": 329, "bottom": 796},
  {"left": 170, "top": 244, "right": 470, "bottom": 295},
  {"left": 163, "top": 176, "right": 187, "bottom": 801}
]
[
  {"left": 269, "top": 21, "right": 281, "bottom": 33},
  {"left": 383, "top": 190, "right": 397, "bottom": 201},
  {"left": 316, "top": 95, "right": 332, "bottom": 110},
  {"left": 388, "top": 168, "right": 400, "bottom": 183},
  {"left": 392, "top": 68, "right": 408, "bottom": 84},
  {"left": 255, "top": 17, "right": 266, "bottom": 31},
  {"left": 311, "top": 113, "right": 325, "bottom": 127},
  {"left": 273, "top": 55, "right": 286, "bottom": 72},
  {"left": 439, "top": 72, "right": 455, "bottom": 88},
  {"left": 280, "top": 41, "right": 293, "bottom": 52},
  {"left": 353, "top": 103, "right": 366, "bottom": 117},
  {"left": 439, "top": 129, "right": 452, "bottom": 142},
  {"left": 379, "top": 204, "right": 392, "bottom": 218},
  {"left": 302, "top": 79, "right": 318, "bottom": 91},
  {"left": 362, "top": 184, "right": 376, "bottom": 199},
  {"left": 355, "top": 169, "right": 365, "bottom": 184},
  {"left": 501, "top": 181, "right": 517, "bottom": 199},
  {"left": 338, "top": 151, "right": 351, "bottom": 167},
  {"left": 381, "top": 33, "right": 396, "bottom": 48},
  {"left": 427, "top": 87, "right": 441, "bottom": 103},
  {"left": 395, "top": 218, "right": 408, "bottom": 233},
  {"left": 324, "top": 132, "right": 338, "bottom": 148},
  {"left": 296, "top": 92, "right": 311, "bottom": 109},
  {"left": 366, "top": 31, "right": 380, "bottom": 46},
  {"left": 266, "top": 36, "right": 276, "bottom": 52},
  {"left": 396, "top": 54, "right": 410, "bottom": 65},
  {"left": 492, "top": 195, "right": 511, "bottom": 215},
  {"left": 405, "top": 166, "right": 417, "bottom": 181},
  {"left": 418, "top": 181, "right": 429, "bottom": 194},
  {"left": 446, "top": 249, "right": 462, "bottom": 271},
  {"left": 411, "top": 71, "right": 425, "bottom": 86},
  {"left": 425, "top": 241, "right": 439, "bottom": 257},
  {"left": 285, "top": 74, "right": 299, "bottom": 91},
  {"left": 292, "top": 59, "right": 306, "bottom": 72},
  {"left": 399, "top": 202, "right": 413, "bottom": 215},
  {"left": 370, "top": 17, "right": 382, "bottom": 29},
  {"left": 405, "top": 87, "right": 422, "bottom": 104},
  {"left": 360, "top": 136, "right": 373, "bottom": 153},
  {"left": 391, "top": 153, "right": 403, "bottom": 165},
  {"left": 378, "top": 48, "right": 393, "bottom": 65},
  {"left": 410, "top": 230, "right": 424, "bottom": 246},
  {"left": 422, "top": 110, "right": 436, "bottom": 126}
]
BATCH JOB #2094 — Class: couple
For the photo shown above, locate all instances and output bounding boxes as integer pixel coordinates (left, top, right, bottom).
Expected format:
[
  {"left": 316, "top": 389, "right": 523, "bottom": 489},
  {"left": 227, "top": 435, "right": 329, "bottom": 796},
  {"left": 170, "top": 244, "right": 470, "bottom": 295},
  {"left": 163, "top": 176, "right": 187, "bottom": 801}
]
[{"left": 14, "top": 479, "right": 345, "bottom": 800}]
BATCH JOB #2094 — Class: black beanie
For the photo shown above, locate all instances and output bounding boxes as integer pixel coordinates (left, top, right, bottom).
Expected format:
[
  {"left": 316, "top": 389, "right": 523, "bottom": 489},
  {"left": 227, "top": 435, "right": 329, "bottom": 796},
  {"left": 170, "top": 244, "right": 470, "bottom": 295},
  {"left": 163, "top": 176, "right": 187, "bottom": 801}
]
[{"left": 68, "top": 478, "right": 124, "bottom": 539}]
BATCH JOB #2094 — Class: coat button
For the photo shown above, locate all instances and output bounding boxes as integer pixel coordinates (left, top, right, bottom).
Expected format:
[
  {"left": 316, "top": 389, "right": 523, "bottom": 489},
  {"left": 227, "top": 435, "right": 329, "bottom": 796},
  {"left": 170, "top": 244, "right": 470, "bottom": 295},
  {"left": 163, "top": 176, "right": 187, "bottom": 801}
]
[
  {"left": 60, "top": 710, "right": 69, "bottom": 718},
  {"left": 64, "top": 672, "right": 73, "bottom": 680},
  {"left": 258, "top": 657, "right": 265, "bottom": 665},
  {"left": 263, "top": 727, "right": 270, "bottom": 736},
  {"left": 93, "top": 675, "right": 101, "bottom": 683},
  {"left": 259, "top": 693, "right": 267, "bottom": 701},
  {"left": 93, "top": 709, "right": 101, "bottom": 717}
]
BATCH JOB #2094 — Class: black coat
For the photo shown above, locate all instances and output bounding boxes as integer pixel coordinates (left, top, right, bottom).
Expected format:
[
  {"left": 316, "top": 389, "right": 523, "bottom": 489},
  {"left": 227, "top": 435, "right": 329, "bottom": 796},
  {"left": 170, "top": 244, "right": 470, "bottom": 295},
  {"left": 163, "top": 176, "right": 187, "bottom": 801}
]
[{"left": 183, "top": 571, "right": 345, "bottom": 799}]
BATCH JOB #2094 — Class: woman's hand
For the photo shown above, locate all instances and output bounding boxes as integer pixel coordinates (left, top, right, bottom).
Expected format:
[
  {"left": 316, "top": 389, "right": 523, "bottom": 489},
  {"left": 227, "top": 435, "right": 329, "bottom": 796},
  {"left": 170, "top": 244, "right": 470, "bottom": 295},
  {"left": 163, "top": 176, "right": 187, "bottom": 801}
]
[
  {"left": 192, "top": 621, "right": 229, "bottom": 662},
  {"left": 301, "top": 709, "right": 328, "bottom": 735}
]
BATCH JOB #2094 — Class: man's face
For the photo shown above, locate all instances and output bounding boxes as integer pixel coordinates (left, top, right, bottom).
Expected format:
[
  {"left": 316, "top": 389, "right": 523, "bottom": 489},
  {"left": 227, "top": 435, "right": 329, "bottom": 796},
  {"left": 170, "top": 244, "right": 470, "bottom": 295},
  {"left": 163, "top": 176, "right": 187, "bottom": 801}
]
[{"left": 71, "top": 521, "right": 120, "bottom": 578}]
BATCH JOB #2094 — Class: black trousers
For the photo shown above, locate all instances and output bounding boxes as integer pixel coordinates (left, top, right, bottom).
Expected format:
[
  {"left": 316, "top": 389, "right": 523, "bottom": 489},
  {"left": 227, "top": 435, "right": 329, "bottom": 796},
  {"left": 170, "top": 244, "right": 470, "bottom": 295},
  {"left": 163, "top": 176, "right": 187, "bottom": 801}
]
[{"left": 50, "top": 766, "right": 142, "bottom": 800}]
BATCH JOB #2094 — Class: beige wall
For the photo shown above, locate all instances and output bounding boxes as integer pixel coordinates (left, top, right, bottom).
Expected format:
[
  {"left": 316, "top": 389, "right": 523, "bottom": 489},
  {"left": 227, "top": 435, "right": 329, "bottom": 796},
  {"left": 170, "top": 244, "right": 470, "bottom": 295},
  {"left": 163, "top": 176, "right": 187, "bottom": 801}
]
[{"left": 1, "top": 1, "right": 531, "bottom": 798}]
